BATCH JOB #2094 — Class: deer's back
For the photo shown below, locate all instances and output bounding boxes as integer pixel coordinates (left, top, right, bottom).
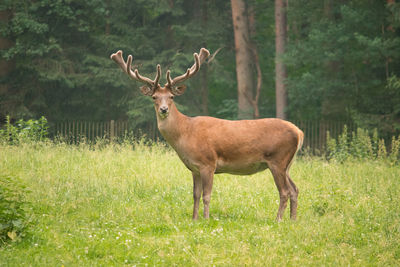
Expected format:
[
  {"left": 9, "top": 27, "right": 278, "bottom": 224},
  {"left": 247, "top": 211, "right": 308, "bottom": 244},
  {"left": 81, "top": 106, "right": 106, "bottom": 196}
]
[
  {"left": 174, "top": 116, "right": 302, "bottom": 174},
  {"left": 189, "top": 116, "right": 300, "bottom": 150}
]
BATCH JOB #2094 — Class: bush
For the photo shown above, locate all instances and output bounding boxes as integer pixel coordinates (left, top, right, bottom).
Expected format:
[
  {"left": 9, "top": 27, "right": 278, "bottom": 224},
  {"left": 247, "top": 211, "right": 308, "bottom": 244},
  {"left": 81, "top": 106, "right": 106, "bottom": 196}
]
[
  {"left": 389, "top": 135, "right": 400, "bottom": 162},
  {"left": 0, "top": 116, "right": 49, "bottom": 144},
  {"left": 349, "top": 128, "right": 374, "bottom": 159},
  {"left": 326, "top": 125, "right": 350, "bottom": 162},
  {"left": 326, "top": 126, "right": 400, "bottom": 163},
  {"left": 0, "top": 175, "right": 31, "bottom": 244}
]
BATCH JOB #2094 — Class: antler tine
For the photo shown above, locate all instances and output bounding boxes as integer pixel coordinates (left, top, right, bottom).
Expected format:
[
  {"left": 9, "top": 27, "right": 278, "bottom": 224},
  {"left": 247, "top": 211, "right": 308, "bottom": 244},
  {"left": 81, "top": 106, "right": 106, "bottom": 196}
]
[
  {"left": 166, "top": 48, "right": 210, "bottom": 87},
  {"left": 126, "top": 54, "right": 133, "bottom": 75},
  {"left": 169, "top": 53, "right": 199, "bottom": 86},
  {"left": 189, "top": 53, "right": 200, "bottom": 74},
  {"left": 166, "top": 70, "right": 172, "bottom": 87},
  {"left": 198, "top": 48, "right": 211, "bottom": 64},
  {"left": 126, "top": 55, "right": 153, "bottom": 86},
  {"left": 133, "top": 69, "right": 154, "bottom": 86},
  {"left": 110, "top": 50, "right": 133, "bottom": 78},
  {"left": 110, "top": 50, "right": 160, "bottom": 89},
  {"left": 154, "top": 64, "right": 161, "bottom": 86}
]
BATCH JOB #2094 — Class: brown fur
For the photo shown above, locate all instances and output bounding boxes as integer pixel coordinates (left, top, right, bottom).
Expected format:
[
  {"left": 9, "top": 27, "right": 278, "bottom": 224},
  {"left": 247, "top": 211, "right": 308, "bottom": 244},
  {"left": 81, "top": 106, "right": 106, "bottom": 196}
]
[
  {"left": 154, "top": 91, "right": 303, "bottom": 221},
  {"left": 111, "top": 49, "right": 304, "bottom": 221}
]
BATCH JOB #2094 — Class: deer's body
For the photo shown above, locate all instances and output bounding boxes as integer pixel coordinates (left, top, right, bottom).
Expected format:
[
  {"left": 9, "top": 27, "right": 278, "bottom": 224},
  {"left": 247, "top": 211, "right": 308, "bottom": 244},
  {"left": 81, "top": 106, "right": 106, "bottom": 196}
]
[
  {"left": 157, "top": 102, "right": 301, "bottom": 176},
  {"left": 111, "top": 48, "right": 304, "bottom": 221}
]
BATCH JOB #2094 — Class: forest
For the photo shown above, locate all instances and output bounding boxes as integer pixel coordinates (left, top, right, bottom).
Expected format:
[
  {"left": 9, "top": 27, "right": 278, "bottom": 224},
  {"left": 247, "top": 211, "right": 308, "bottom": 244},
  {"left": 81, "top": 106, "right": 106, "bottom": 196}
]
[
  {"left": 2, "top": 1, "right": 400, "bottom": 264},
  {"left": 1, "top": 0, "right": 400, "bottom": 138}
]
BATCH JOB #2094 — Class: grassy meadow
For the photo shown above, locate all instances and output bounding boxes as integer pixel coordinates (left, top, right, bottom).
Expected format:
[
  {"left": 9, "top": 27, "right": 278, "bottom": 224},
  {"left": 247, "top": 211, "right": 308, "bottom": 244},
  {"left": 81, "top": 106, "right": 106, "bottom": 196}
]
[{"left": 0, "top": 141, "right": 400, "bottom": 266}]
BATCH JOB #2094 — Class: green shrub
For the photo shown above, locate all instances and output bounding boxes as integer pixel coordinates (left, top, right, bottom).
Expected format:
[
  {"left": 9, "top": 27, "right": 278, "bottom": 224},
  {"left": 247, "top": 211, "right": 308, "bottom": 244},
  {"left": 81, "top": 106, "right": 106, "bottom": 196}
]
[
  {"left": 349, "top": 128, "right": 373, "bottom": 159},
  {"left": 377, "top": 139, "right": 387, "bottom": 160},
  {"left": 0, "top": 116, "right": 48, "bottom": 144},
  {"left": 372, "top": 128, "right": 379, "bottom": 158},
  {"left": 0, "top": 175, "right": 31, "bottom": 244},
  {"left": 389, "top": 135, "right": 400, "bottom": 163},
  {"left": 327, "top": 125, "right": 350, "bottom": 163},
  {"left": 326, "top": 125, "right": 399, "bottom": 162}
]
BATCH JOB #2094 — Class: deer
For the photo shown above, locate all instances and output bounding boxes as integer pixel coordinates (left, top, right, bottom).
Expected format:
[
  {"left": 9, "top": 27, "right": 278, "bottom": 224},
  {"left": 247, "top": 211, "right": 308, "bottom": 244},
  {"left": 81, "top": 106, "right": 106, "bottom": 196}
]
[{"left": 110, "top": 48, "right": 304, "bottom": 221}]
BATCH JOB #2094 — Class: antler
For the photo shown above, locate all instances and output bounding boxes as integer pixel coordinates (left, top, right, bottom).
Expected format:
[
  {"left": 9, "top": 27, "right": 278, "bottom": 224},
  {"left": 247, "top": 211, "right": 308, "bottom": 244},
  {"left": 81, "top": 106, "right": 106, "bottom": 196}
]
[
  {"left": 110, "top": 50, "right": 161, "bottom": 94},
  {"left": 166, "top": 48, "right": 210, "bottom": 88}
]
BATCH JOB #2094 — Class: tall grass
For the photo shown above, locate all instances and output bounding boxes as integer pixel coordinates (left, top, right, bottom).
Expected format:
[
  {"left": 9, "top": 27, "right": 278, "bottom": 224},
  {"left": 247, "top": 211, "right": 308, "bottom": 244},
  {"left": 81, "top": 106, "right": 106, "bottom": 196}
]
[{"left": 0, "top": 141, "right": 399, "bottom": 266}]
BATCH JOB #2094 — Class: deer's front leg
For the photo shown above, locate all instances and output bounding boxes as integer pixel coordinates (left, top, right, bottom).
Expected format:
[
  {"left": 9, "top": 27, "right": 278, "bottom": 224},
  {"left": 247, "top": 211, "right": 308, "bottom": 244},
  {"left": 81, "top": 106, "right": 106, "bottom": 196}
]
[
  {"left": 192, "top": 172, "right": 202, "bottom": 220},
  {"left": 200, "top": 167, "right": 215, "bottom": 219}
]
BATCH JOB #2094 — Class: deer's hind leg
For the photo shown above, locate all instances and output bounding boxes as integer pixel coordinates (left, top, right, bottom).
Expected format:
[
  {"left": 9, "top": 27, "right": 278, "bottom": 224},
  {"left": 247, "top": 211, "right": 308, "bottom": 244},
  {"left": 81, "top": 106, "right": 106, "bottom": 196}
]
[
  {"left": 268, "top": 164, "right": 290, "bottom": 221},
  {"left": 267, "top": 154, "right": 299, "bottom": 221},
  {"left": 287, "top": 174, "right": 299, "bottom": 220},
  {"left": 286, "top": 147, "right": 300, "bottom": 220}
]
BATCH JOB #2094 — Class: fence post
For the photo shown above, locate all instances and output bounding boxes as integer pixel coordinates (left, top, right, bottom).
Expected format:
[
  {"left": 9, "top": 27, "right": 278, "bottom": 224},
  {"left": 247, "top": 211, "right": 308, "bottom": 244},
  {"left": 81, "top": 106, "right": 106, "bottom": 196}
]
[{"left": 110, "top": 120, "right": 115, "bottom": 141}]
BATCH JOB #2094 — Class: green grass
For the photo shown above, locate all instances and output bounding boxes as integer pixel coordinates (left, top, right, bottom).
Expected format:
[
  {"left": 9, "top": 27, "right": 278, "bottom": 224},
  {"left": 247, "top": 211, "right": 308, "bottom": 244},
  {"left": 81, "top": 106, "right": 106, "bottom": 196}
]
[{"left": 1, "top": 142, "right": 400, "bottom": 266}]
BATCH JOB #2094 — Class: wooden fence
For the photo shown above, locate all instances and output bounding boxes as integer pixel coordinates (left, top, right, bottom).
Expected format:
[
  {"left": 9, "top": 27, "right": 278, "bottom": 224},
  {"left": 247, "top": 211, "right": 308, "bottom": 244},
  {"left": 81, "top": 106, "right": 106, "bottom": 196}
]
[
  {"left": 54, "top": 120, "right": 355, "bottom": 153},
  {"left": 55, "top": 120, "right": 130, "bottom": 142},
  {"left": 54, "top": 120, "right": 161, "bottom": 142},
  {"left": 294, "top": 121, "right": 355, "bottom": 154}
]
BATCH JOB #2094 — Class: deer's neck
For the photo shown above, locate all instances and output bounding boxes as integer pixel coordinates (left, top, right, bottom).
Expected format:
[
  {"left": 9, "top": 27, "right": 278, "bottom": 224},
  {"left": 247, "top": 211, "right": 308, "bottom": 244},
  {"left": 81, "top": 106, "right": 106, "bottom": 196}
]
[{"left": 156, "top": 103, "right": 189, "bottom": 144}]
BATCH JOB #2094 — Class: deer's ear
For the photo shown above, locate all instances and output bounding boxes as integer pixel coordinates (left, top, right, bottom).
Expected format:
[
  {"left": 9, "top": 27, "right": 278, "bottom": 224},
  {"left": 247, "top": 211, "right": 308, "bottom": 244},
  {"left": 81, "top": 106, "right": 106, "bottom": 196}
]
[
  {"left": 140, "top": 86, "right": 153, "bottom": 96},
  {"left": 171, "top": 85, "right": 186, "bottom": 96}
]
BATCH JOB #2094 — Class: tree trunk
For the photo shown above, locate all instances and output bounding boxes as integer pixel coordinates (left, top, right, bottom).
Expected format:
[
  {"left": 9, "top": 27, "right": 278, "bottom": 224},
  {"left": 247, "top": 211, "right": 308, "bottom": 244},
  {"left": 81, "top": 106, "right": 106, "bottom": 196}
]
[
  {"left": 248, "top": 5, "right": 262, "bottom": 119},
  {"left": 275, "top": 0, "right": 287, "bottom": 120},
  {"left": 231, "top": 0, "right": 254, "bottom": 119}
]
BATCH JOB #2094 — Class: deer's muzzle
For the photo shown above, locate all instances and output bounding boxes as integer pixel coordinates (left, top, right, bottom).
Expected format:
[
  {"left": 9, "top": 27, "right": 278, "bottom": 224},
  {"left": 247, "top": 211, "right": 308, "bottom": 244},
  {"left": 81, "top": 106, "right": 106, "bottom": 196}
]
[{"left": 159, "top": 106, "right": 169, "bottom": 119}]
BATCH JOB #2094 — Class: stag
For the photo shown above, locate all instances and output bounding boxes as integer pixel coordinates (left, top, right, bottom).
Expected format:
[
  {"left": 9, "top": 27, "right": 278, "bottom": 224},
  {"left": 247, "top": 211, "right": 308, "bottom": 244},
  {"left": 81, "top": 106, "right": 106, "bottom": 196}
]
[{"left": 110, "top": 48, "right": 304, "bottom": 221}]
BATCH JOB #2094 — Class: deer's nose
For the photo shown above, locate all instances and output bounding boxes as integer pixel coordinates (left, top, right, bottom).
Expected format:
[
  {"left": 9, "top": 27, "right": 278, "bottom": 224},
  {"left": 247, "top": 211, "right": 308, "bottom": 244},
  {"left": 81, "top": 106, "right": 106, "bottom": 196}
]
[{"left": 160, "top": 106, "right": 168, "bottom": 114}]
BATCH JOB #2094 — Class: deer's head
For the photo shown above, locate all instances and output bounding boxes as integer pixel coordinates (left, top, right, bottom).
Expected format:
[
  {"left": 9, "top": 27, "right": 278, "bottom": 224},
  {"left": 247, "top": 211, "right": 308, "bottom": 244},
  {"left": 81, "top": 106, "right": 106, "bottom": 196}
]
[{"left": 110, "top": 48, "right": 210, "bottom": 119}]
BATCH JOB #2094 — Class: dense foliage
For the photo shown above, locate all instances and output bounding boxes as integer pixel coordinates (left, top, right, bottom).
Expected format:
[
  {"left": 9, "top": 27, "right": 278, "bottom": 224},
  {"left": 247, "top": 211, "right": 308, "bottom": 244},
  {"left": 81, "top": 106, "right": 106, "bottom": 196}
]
[
  {"left": 326, "top": 125, "right": 400, "bottom": 163},
  {"left": 0, "top": 174, "right": 30, "bottom": 244},
  {"left": 286, "top": 0, "right": 400, "bottom": 137},
  {"left": 1, "top": 0, "right": 399, "bottom": 137},
  {"left": 0, "top": 116, "right": 48, "bottom": 144}
]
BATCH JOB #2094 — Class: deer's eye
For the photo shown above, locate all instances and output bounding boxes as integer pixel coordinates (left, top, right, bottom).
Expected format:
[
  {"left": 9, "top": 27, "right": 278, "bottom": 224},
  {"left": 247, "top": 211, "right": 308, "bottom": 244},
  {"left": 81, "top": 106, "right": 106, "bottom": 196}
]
[
  {"left": 152, "top": 96, "right": 156, "bottom": 100},
  {"left": 170, "top": 96, "right": 174, "bottom": 99}
]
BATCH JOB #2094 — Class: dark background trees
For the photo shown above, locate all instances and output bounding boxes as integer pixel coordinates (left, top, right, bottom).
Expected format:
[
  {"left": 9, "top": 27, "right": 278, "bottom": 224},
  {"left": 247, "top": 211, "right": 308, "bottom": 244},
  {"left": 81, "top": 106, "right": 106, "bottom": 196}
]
[
  {"left": 275, "top": 0, "right": 288, "bottom": 120},
  {"left": 0, "top": 0, "right": 399, "bottom": 137}
]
